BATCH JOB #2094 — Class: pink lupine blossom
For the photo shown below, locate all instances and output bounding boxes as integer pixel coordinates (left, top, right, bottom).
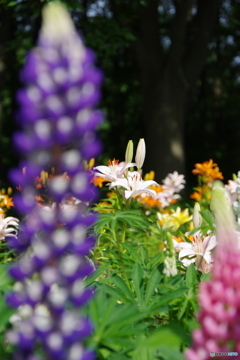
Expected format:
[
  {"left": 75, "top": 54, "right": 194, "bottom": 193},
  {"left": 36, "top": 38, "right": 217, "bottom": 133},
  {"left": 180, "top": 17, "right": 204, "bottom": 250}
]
[{"left": 185, "top": 181, "right": 240, "bottom": 360}]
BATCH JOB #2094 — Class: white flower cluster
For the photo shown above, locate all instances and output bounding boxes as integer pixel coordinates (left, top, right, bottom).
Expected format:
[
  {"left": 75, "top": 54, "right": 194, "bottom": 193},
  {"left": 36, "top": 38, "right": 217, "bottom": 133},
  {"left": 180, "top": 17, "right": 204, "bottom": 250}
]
[
  {"left": 157, "top": 171, "right": 186, "bottom": 208},
  {"left": 93, "top": 139, "right": 158, "bottom": 201}
]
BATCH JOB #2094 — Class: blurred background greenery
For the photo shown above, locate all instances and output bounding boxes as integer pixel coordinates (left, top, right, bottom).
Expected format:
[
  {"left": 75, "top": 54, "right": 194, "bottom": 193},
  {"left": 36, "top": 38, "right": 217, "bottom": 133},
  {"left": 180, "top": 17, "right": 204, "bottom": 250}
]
[{"left": 1, "top": 0, "right": 240, "bottom": 187}]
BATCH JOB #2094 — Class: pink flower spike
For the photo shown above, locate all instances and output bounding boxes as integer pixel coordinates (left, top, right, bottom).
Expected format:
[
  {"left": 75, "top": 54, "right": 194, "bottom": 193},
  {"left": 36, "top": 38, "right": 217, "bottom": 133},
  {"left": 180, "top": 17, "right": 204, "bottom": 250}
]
[{"left": 185, "top": 181, "right": 240, "bottom": 358}]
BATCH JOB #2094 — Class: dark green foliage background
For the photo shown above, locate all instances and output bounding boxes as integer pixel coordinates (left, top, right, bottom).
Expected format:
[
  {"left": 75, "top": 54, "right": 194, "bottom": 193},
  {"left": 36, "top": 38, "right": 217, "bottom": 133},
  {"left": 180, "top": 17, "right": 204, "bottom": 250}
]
[{"left": 1, "top": 0, "right": 240, "bottom": 186}]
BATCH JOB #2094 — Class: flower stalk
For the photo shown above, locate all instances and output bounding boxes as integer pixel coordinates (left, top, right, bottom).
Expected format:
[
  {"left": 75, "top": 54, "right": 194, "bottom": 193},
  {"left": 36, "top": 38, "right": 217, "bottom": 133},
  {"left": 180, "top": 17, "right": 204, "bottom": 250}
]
[
  {"left": 7, "top": 3, "right": 103, "bottom": 360},
  {"left": 186, "top": 181, "right": 240, "bottom": 359}
]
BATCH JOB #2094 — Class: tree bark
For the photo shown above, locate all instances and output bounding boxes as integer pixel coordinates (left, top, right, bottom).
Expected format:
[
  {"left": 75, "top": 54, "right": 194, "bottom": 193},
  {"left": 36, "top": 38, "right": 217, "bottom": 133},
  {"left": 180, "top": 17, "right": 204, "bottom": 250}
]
[
  {"left": 133, "top": 0, "right": 220, "bottom": 181},
  {"left": 129, "top": 0, "right": 220, "bottom": 181},
  {"left": 0, "top": 6, "right": 13, "bottom": 186}
]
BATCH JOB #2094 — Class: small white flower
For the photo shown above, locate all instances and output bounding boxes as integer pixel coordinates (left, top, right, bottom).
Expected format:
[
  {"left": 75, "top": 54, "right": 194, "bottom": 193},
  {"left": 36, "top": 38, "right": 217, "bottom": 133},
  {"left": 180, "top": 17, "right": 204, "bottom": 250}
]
[
  {"left": 155, "top": 188, "right": 180, "bottom": 208},
  {"left": 225, "top": 180, "right": 239, "bottom": 203},
  {"left": 0, "top": 214, "right": 19, "bottom": 240},
  {"left": 162, "top": 171, "right": 185, "bottom": 193}
]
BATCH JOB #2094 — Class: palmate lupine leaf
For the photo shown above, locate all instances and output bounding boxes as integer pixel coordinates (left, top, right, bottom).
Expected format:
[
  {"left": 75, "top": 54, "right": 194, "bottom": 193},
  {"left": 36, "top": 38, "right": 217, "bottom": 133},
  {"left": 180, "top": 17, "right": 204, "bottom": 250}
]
[
  {"left": 133, "top": 324, "right": 188, "bottom": 360},
  {"left": 122, "top": 243, "right": 142, "bottom": 263},
  {"left": 132, "top": 262, "right": 144, "bottom": 306},
  {"left": 110, "top": 274, "right": 135, "bottom": 303},
  {"left": 144, "top": 266, "right": 162, "bottom": 308},
  {"left": 149, "top": 287, "right": 188, "bottom": 312},
  {"left": 102, "top": 284, "right": 132, "bottom": 303},
  {"left": 102, "top": 250, "right": 135, "bottom": 268},
  {"left": 93, "top": 209, "right": 149, "bottom": 233},
  {"left": 185, "top": 263, "right": 197, "bottom": 288},
  {"left": 88, "top": 287, "right": 148, "bottom": 355},
  {"left": 146, "top": 253, "right": 164, "bottom": 270},
  {"left": 84, "top": 263, "right": 110, "bottom": 287}
]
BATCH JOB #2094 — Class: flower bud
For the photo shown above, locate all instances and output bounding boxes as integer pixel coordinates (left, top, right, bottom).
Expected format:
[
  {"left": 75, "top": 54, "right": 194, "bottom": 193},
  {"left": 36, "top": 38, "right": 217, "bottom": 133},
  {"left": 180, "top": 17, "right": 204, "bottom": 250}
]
[
  {"left": 233, "top": 173, "right": 237, "bottom": 182},
  {"left": 125, "top": 140, "right": 134, "bottom": 163},
  {"left": 193, "top": 202, "right": 202, "bottom": 228},
  {"left": 163, "top": 232, "right": 177, "bottom": 277},
  {"left": 135, "top": 138, "right": 146, "bottom": 170}
]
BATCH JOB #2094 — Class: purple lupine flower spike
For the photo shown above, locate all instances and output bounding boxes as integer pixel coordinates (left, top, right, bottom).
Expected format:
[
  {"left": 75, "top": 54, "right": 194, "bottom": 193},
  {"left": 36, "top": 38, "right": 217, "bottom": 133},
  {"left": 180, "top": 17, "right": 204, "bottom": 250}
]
[
  {"left": 7, "top": 3, "right": 103, "bottom": 360},
  {"left": 185, "top": 181, "right": 240, "bottom": 360}
]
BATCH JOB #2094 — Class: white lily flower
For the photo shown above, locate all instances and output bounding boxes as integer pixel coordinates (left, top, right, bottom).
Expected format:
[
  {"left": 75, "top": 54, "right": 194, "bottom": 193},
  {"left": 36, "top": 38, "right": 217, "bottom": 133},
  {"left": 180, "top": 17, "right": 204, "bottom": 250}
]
[
  {"left": 93, "top": 160, "right": 136, "bottom": 182},
  {"left": 110, "top": 171, "right": 157, "bottom": 200},
  {"left": 0, "top": 214, "right": 19, "bottom": 240},
  {"left": 178, "top": 230, "right": 217, "bottom": 269}
]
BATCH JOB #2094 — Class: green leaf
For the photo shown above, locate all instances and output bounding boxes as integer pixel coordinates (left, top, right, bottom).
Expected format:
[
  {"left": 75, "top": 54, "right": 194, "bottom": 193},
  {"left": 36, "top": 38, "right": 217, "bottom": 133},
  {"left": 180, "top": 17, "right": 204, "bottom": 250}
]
[
  {"left": 84, "top": 264, "right": 110, "bottom": 287},
  {"left": 122, "top": 243, "right": 142, "bottom": 263},
  {"left": 200, "top": 272, "right": 211, "bottom": 281},
  {"left": 136, "top": 324, "right": 187, "bottom": 349},
  {"left": 105, "top": 303, "right": 138, "bottom": 327},
  {"left": 94, "top": 210, "right": 149, "bottom": 234},
  {"left": 147, "top": 253, "right": 164, "bottom": 270},
  {"left": 110, "top": 323, "right": 147, "bottom": 338},
  {"left": 111, "top": 274, "right": 135, "bottom": 302},
  {"left": 0, "top": 265, "right": 13, "bottom": 291},
  {"left": 116, "top": 210, "right": 149, "bottom": 229},
  {"left": 0, "top": 298, "right": 14, "bottom": 332},
  {"left": 177, "top": 298, "right": 189, "bottom": 320},
  {"left": 144, "top": 267, "right": 162, "bottom": 307},
  {"left": 185, "top": 263, "right": 197, "bottom": 288},
  {"left": 132, "top": 263, "right": 144, "bottom": 304},
  {"left": 157, "top": 346, "right": 186, "bottom": 360},
  {"left": 179, "top": 232, "right": 192, "bottom": 243},
  {"left": 103, "top": 304, "right": 144, "bottom": 338},
  {"left": 7, "top": 1, "right": 17, "bottom": 6},
  {"left": 103, "top": 284, "right": 132, "bottom": 303},
  {"left": 150, "top": 287, "right": 187, "bottom": 311},
  {"left": 200, "top": 210, "right": 215, "bottom": 227},
  {"left": 123, "top": 31, "right": 136, "bottom": 41},
  {"left": 95, "top": 297, "right": 117, "bottom": 338},
  {"left": 140, "top": 247, "right": 148, "bottom": 265},
  {"left": 108, "top": 353, "right": 130, "bottom": 360},
  {"left": 88, "top": 286, "right": 106, "bottom": 325}
]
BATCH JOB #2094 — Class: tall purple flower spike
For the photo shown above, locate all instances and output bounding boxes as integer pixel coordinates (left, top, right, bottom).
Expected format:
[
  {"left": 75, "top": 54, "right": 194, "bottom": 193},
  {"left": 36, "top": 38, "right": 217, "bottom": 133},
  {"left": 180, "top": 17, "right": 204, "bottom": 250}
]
[
  {"left": 185, "top": 181, "right": 240, "bottom": 360},
  {"left": 7, "top": 3, "right": 103, "bottom": 360}
]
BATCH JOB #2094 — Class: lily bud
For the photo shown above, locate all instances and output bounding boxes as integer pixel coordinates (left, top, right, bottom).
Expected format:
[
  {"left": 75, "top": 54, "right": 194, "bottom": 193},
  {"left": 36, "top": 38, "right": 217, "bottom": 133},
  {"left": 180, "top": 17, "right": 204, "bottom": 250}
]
[
  {"left": 135, "top": 138, "right": 146, "bottom": 170},
  {"left": 125, "top": 140, "right": 134, "bottom": 163},
  {"left": 193, "top": 202, "right": 202, "bottom": 228},
  {"left": 233, "top": 173, "right": 237, "bottom": 181}
]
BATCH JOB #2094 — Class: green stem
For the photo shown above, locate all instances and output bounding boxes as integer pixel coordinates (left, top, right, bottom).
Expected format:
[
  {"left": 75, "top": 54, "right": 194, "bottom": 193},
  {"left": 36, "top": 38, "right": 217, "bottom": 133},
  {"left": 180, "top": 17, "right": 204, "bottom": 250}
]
[
  {"left": 116, "top": 241, "right": 131, "bottom": 290},
  {"left": 121, "top": 198, "right": 131, "bottom": 243},
  {"left": 112, "top": 223, "right": 131, "bottom": 290},
  {"left": 121, "top": 222, "right": 126, "bottom": 243}
]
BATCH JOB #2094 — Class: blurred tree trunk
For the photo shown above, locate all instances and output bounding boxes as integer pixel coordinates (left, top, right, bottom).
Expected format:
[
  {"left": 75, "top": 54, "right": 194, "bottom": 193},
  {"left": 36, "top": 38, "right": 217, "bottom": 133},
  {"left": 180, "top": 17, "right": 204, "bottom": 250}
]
[
  {"left": 111, "top": 0, "right": 220, "bottom": 181},
  {"left": 0, "top": 6, "right": 12, "bottom": 186}
]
